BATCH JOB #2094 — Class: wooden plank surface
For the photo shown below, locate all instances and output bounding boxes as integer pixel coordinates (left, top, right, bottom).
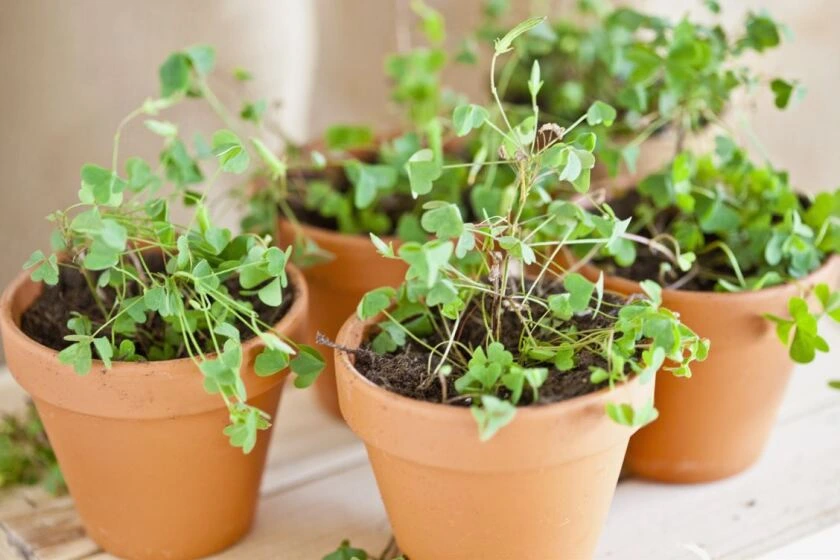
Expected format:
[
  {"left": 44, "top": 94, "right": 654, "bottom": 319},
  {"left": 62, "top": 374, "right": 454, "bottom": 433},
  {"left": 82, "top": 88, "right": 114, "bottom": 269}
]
[{"left": 0, "top": 323, "right": 838, "bottom": 559}]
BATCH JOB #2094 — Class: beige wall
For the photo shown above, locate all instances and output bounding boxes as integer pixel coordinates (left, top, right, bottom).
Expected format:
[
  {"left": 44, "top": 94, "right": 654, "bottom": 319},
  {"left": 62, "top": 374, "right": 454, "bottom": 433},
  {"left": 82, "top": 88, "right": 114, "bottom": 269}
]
[{"left": 0, "top": 0, "right": 837, "bottom": 359}]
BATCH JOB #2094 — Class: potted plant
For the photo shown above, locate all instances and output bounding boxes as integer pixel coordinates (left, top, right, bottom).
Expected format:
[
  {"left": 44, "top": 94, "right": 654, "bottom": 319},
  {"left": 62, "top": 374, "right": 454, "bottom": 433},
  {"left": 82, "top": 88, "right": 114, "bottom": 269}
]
[
  {"left": 0, "top": 47, "right": 324, "bottom": 559},
  {"left": 243, "top": 1, "right": 495, "bottom": 418},
  {"left": 485, "top": 1, "right": 796, "bottom": 189},
  {"left": 331, "top": 20, "right": 708, "bottom": 559},
  {"left": 572, "top": 141, "right": 839, "bottom": 482}
]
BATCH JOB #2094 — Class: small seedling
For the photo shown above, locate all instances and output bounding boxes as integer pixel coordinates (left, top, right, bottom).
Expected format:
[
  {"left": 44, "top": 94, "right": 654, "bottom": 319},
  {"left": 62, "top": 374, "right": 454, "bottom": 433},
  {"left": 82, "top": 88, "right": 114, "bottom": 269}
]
[{"left": 0, "top": 402, "right": 65, "bottom": 495}]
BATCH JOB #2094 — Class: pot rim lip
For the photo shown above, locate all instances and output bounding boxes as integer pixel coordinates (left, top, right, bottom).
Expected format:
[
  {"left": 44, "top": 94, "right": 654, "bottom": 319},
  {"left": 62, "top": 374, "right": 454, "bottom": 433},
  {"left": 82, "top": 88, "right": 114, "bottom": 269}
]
[
  {"left": 278, "top": 217, "right": 400, "bottom": 247},
  {"left": 336, "top": 312, "right": 643, "bottom": 422},
  {"left": 0, "top": 261, "right": 309, "bottom": 375},
  {"left": 578, "top": 252, "right": 839, "bottom": 301}
]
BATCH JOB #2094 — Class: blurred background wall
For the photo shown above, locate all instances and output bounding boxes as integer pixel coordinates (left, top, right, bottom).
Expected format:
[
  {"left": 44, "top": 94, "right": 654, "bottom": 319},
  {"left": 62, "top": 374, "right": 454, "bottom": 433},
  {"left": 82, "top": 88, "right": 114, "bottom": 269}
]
[{"left": 0, "top": 0, "right": 837, "bottom": 360}]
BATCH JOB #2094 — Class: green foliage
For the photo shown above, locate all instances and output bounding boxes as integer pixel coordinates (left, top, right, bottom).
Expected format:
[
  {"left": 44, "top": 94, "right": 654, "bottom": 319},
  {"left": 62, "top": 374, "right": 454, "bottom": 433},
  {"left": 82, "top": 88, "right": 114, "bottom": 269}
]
[
  {"left": 493, "top": 3, "right": 793, "bottom": 176},
  {"left": 239, "top": 6, "right": 489, "bottom": 254},
  {"left": 616, "top": 141, "right": 837, "bottom": 286},
  {"left": 0, "top": 402, "right": 65, "bottom": 495},
  {"left": 355, "top": 24, "right": 708, "bottom": 440},
  {"left": 322, "top": 540, "right": 406, "bottom": 560},
  {"left": 603, "top": 139, "right": 839, "bottom": 362},
  {"left": 22, "top": 47, "right": 323, "bottom": 453},
  {"left": 766, "top": 284, "right": 840, "bottom": 364}
]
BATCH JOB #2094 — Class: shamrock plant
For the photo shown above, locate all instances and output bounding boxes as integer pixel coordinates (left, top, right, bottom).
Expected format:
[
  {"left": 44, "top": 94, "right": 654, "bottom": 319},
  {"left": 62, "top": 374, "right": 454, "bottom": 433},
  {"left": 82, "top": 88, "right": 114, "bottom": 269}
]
[
  {"left": 487, "top": 0, "right": 798, "bottom": 175},
  {"left": 240, "top": 0, "right": 482, "bottom": 259},
  {"left": 23, "top": 46, "right": 324, "bottom": 453},
  {"left": 323, "top": 539, "right": 404, "bottom": 560},
  {"left": 354, "top": 18, "right": 709, "bottom": 440},
  {"left": 597, "top": 138, "right": 839, "bottom": 364}
]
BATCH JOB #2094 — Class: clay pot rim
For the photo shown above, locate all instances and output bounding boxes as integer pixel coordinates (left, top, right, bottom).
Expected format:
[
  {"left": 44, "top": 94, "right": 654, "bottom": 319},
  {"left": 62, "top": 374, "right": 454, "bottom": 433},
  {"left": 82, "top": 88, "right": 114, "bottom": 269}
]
[
  {"left": 0, "top": 262, "right": 310, "bottom": 376},
  {"left": 576, "top": 252, "right": 840, "bottom": 303},
  {"left": 279, "top": 217, "right": 400, "bottom": 248},
  {"left": 336, "top": 311, "right": 644, "bottom": 423}
]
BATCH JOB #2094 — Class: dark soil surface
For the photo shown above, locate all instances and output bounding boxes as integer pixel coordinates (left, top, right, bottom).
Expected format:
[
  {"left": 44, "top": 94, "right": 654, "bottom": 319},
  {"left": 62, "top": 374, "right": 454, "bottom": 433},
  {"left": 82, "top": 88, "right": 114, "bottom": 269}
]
[
  {"left": 354, "top": 279, "right": 627, "bottom": 408},
  {"left": 20, "top": 255, "right": 294, "bottom": 360},
  {"left": 285, "top": 144, "right": 474, "bottom": 236}
]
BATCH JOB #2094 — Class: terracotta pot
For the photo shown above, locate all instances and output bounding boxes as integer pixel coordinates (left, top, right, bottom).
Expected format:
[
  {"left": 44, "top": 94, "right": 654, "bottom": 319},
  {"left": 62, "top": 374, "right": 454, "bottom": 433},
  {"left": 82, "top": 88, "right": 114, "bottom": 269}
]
[
  {"left": 0, "top": 265, "right": 309, "bottom": 559},
  {"left": 335, "top": 313, "right": 654, "bottom": 560},
  {"left": 277, "top": 219, "right": 406, "bottom": 419},
  {"left": 575, "top": 255, "right": 840, "bottom": 483}
]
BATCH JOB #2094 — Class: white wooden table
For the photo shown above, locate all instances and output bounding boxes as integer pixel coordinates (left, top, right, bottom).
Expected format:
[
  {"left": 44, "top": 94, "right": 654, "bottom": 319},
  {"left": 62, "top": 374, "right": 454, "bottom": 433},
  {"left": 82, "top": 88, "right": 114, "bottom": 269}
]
[{"left": 1, "top": 324, "right": 838, "bottom": 559}]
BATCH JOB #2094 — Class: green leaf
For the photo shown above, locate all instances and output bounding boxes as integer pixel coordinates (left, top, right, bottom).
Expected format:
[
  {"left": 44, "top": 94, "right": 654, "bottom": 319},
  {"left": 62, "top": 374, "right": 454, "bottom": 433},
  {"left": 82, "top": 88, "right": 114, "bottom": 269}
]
[
  {"left": 639, "top": 346, "right": 666, "bottom": 383},
  {"left": 563, "top": 273, "right": 595, "bottom": 312},
  {"left": 240, "top": 99, "right": 267, "bottom": 123},
  {"left": 161, "top": 140, "right": 203, "bottom": 186},
  {"left": 259, "top": 332, "right": 296, "bottom": 355},
  {"left": 233, "top": 67, "right": 252, "bottom": 81},
  {"left": 357, "top": 287, "right": 396, "bottom": 319},
  {"left": 494, "top": 16, "right": 546, "bottom": 54},
  {"left": 548, "top": 293, "right": 573, "bottom": 320},
  {"left": 26, "top": 252, "right": 59, "bottom": 286},
  {"left": 606, "top": 401, "right": 659, "bottom": 427},
  {"left": 290, "top": 345, "right": 325, "bottom": 388},
  {"left": 251, "top": 138, "right": 286, "bottom": 180},
  {"left": 324, "top": 125, "right": 373, "bottom": 151},
  {"left": 159, "top": 52, "right": 190, "bottom": 98},
  {"left": 83, "top": 240, "right": 119, "bottom": 271},
  {"left": 452, "top": 104, "right": 489, "bottom": 137},
  {"left": 421, "top": 202, "right": 463, "bottom": 238},
  {"left": 185, "top": 45, "right": 216, "bottom": 75},
  {"left": 255, "top": 349, "right": 290, "bottom": 377},
  {"left": 471, "top": 395, "right": 516, "bottom": 441},
  {"left": 405, "top": 149, "right": 442, "bottom": 197},
  {"left": 640, "top": 280, "right": 662, "bottom": 308},
  {"left": 344, "top": 161, "right": 398, "bottom": 209},
  {"left": 144, "top": 119, "right": 178, "bottom": 137},
  {"left": 100, "top": 219, "right": 128, "bottom": 251},
  {"left": 554, "top": 346, "right": 575, "bottom": 371},
  {"left": 92, "top": 337, "right": 113, "bottom": 368},
  {"left": 411, "top": 0, "right": 445, "bottom": 45},
  {"left": 586, "top": 101, "right": 617, "bottom": 126},
  {"left": 212, "top": 130, "right": 250, "bottom": 174},
  {"left": 205, "top": 227, "right": 232, "bottom": 255},
  {"left": 192, "top": 259, "right": 220, "bottom": 294},
  {"left": 770, "top": 79, "right": 793, "bottom": 109},
  {"left": 322, "top": 540, "right": 370, "bottom": 560},
  {"left": 58, "top": 340, "right": 92, "bottom": 375},
  {"left": 223, "top": 405, "right": 267, "bottom": 454},
  {"left": 528, "top": 60, "right": 543, "bottom": 99},
  {"left": 80, "top": 164, "right": 126, "bottom": 206},
  {"left": 125, "top": 157, "right": 159, "bottom": 192},
  {"left": 370, "top": 234, "right": 395, "bottom": 258},
  {"left": 258, "top": 278, "right": 284, "bottom": 307}
]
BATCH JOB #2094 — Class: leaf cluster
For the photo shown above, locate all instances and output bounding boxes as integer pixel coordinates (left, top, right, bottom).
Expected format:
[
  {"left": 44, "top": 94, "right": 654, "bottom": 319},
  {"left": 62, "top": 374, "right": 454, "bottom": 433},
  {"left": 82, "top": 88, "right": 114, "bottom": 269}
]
[
  {"left": 603, "top": 139, "right": 839, "bottom": 363},
  {"left": 355, "top": 30, "right": 708, "bottom": 440},
  {"left": 23, "top": 46, "right": 324, "bottom": 452},
  {"left": 490, "top": 1, "right": 798, "bottom": 176},
  {"left": 240, "top": 1, "right": 487, "bottom": 258}
]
